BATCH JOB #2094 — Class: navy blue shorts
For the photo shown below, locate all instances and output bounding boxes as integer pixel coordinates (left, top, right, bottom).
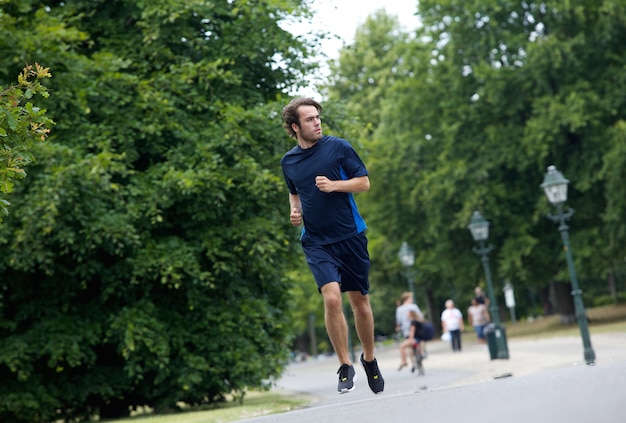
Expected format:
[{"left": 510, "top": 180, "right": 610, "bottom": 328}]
[{"left": 301, "top": 232, "right": 370, "bottom": 295}]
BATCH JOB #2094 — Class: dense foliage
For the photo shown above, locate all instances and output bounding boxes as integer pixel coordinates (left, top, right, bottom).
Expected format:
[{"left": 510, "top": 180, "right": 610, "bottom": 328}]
[
  {"left": 327, "top": 0, "right": 626, "bottom": 330},
  {"left": 3, "top": 1, "right": 626, "bottom": 420},
  {"left": 0, "top": 63, "right": 53, "bottom": 221},
  {"left": 0, "top": 1, "right": 315, "bottom": 421}
]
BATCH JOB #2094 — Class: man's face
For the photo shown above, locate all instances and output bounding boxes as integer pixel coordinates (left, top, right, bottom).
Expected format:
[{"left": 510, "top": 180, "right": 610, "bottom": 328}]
[{"left": 293, "top": 105, "right": 322, "bottom": 143}]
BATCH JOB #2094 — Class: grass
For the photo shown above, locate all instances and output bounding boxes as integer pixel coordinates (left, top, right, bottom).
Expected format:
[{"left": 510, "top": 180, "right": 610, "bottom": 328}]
[
  {"left": 106, "top": 303, "right": 626, "bottom": 423},
  {"left": 105, "top": 391, "right": 312, "bottom": 423},
  {"left": 505, "top": 303, "right": 626, "bottom": 338}
]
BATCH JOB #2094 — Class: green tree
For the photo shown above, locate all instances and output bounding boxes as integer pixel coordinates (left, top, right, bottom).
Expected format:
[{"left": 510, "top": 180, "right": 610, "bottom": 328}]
[
  {"left": 0, "top": 63, "right": 53, "bottom": 221},
  {"left": 325, "top": 9, "right": 433, "bottom": 330},
  {"left": 0, "top": 1, "right": 315, "bottom": 421},
  {"left": 412, "top": 0, "right": 626, "bottom": 311},
  {"left": 327, "top": 1, "right": 626, "bottom": 325},
  {"left": 326, "top": 9, "right": 413, "bottom": 134}
]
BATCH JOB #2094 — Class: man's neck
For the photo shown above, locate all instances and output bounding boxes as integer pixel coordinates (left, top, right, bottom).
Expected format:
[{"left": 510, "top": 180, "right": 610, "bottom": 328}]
[{"left": 298, "top": 138, "right": 319, "bottom": 149}]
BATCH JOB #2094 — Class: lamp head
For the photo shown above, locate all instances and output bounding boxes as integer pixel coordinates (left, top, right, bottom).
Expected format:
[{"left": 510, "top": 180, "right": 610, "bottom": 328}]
[
  {"left": 398, "top": 241, "right": 415, "bottom": 267},
  {"left": 541, "top": 165, "right": 569, "bottom": 205},
  {"left": 468, "top": 210, "right": 490, "bottom": 242}
]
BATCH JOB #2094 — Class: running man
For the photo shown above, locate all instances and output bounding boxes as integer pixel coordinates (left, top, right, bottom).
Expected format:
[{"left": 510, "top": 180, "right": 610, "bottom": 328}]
[{"left": 281, "top": 97, "right": 384, "bottom": 394}]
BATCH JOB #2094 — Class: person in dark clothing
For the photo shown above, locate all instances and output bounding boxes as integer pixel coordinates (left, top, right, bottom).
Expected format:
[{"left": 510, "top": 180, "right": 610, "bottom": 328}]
[{"left": 281, "top": 97, "right": 384, "bottom": 395}]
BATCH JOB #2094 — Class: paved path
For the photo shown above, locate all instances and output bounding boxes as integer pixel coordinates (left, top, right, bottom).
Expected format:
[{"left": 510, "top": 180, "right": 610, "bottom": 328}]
[{"left": 238, "top": 331, "right": 626, "bottom": 423}]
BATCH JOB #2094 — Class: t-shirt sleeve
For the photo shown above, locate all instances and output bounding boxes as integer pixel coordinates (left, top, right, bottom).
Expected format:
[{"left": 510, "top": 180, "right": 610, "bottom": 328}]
[{"left": 339, "top": 140, "right": 368, "bottom": 178}]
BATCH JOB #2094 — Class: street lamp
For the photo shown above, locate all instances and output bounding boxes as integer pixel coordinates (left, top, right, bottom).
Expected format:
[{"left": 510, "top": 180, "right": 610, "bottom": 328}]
[
  {"left": 468, "top": 211, "right": 509, "bottom": 359},
  {"left": 398, "top": 241, "right": 416, "bottom": 300},
  {"left": 541, "top": 165, "right": 595, "bottom": 365}
]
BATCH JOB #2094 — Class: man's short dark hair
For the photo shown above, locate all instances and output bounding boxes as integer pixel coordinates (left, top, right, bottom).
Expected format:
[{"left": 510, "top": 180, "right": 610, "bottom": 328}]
[{"left": 282, "top": 97, "right": 323, "bottom": 139}]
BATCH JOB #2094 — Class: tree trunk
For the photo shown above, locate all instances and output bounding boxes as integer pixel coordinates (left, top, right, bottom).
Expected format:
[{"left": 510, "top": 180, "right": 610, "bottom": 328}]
[
  {"left": 552, "top": 281, "right": 576, "bottom": 324},
  {"left": 424, "top": 287, "right": 438, "bottom": 334},
  {"left": 608, "top": 269, "right": 617, "bottom": 303}
]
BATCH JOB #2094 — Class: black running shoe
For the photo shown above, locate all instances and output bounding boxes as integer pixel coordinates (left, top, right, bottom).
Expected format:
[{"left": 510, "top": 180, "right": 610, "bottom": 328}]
[
  {"left": 337, "top": 363, "right": 356, "bottom": 393},
  {"left": 360, "top": 353, "right": 384, "bottom": 394}
]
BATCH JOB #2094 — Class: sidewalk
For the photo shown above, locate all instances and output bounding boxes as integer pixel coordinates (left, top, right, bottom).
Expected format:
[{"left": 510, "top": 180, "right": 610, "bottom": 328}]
[
  {"left": 236, "top": 331, "right": 626, "bottom": 423},
  {"left": 238, "top": 331, "right": 626, "bottom": 423},
  {"left": 272, "top": 330, "right": 626, "bottom": 401},
  {"left": 396, "top": 330, "right": 626, "bottom": 386}
]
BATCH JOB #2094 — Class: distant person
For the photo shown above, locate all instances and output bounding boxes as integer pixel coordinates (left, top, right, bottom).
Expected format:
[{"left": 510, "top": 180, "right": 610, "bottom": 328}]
[
  {"left": 398, "top": 310, "right": 434, "bottom": 371},
  {"left": 395, "top": 292, "right": 423, "bottom": 339},
  {"left": 467, "top": 297, "right": 490, "bottom": 344},
  {"left": 281, "top": 97, "right": 384, "bottom": 395},
  {"left": 395, "top": 292, "right": 423, "bottom": 366},
  {"left": 474, "top": 286, "right": 489, "bottom": 306},
  {"left": 441, "top": 299, "right": 464, "bottom": 351}
]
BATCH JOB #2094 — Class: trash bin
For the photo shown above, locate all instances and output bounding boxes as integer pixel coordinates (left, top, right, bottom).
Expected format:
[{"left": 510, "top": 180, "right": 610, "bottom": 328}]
[{"left": 484, "top": 323, "right": 509, "bottom": 360}]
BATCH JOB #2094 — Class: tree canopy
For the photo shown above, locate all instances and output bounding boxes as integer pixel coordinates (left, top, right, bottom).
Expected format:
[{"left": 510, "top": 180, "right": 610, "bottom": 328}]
[
  {"left": 327, "top": 1, "right": 626, "bottom": 328},
  {"left": 0, "top": 1, "right": 316, "bottom": 421},
  {"left": 2, "top": 1, "right": 626, "bottom": 421}
]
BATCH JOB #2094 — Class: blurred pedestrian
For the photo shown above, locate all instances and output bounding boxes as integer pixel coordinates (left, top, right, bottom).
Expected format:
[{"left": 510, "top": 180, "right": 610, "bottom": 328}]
[
  {"left": 467, "top": 297, "right": 490, "bottom": 345},
  {"left": 397, "top": 310, "right": 422, "bottom": 370},
  {"left": 395, "top": 292, "right": 424, "bottom": 366},
  {"left": 395, "top": 292, "right": 423, "bottom": 339},
  {"left": 474, "top": 286, "right": 489, "bottom": 306},
  {"left": 441, "top": 299, "right": 464, "bottom": 351}
]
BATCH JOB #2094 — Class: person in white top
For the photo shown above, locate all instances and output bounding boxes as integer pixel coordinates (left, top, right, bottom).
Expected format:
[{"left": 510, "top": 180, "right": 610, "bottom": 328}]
[{"left": 441, "top": 299, "right": 464, "bottom": 351}]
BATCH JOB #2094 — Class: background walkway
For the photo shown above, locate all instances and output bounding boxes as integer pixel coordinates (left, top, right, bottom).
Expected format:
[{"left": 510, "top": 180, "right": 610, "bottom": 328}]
[{"left": 239, "top": 331, "right": 626, "bottom": 422}]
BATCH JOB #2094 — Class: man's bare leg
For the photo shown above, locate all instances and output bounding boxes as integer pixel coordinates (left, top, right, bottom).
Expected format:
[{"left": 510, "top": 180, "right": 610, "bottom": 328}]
[
  {"left": 321, "top": 282, "right": 351, "bottom": 365},
  {"left": 347, "top": 291, "right": 375, "bottom": 361},
  {"left": 348, "top": 290, "right": 385, "bottom": 393}
]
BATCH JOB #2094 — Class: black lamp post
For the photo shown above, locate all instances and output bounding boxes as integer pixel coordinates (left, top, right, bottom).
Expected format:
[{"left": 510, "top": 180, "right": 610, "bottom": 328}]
[
  {"left": 541, "top": 165, "right": 595, "bottom": 365},
  {"left": 468, "top": 211, "right": 509, "bottom": 359},
  {"left": 398, "top": 241, "right": 416, "bottom": 301}
]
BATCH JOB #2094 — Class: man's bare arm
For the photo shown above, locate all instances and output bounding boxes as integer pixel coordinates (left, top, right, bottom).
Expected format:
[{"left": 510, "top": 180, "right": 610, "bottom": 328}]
[
  {"left": 315, "top": 175, "right": 370, "bottom": 193},
  {"left": 288, "top": 193, "right": 302, "bottom": 226}
]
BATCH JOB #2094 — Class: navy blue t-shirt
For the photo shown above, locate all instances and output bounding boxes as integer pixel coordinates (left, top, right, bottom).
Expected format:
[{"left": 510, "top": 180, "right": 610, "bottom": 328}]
[{"left": 281, "top": 135, "right": 368, "bottom": 245}]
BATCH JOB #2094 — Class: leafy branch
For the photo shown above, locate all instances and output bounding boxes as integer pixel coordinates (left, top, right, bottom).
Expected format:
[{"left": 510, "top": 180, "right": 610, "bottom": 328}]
[{"left": 0, "top": 63, "right": 54, "bottom": 221}]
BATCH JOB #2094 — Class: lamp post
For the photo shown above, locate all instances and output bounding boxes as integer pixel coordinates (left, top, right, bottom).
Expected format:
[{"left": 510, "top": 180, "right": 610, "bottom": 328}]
[
  {"left": 541, "top": 165, "right": 595, "bottom": 365},
  {"left": 398, "top": 241, "right": 416, "bottom": 301},
  {"left": 468, "top": 211, "right": 509, "bottom": 359}
]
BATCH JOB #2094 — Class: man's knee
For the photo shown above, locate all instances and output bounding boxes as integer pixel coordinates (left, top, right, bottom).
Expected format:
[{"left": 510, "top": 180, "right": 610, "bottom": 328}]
[
  {"left": 350, "top": 293, "right": 372, "bottom": 314},
  {"left": 321, "top": 282, "right": 343, "bottom": 311}
]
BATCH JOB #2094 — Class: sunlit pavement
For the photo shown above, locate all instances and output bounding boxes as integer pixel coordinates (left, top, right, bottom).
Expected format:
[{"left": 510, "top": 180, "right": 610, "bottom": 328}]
[{"left": 239, "top": 332, "right": 626, "bottom": 423}]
